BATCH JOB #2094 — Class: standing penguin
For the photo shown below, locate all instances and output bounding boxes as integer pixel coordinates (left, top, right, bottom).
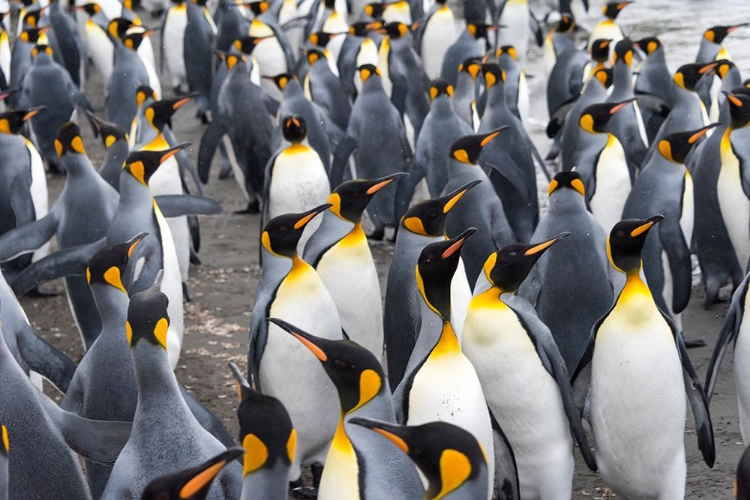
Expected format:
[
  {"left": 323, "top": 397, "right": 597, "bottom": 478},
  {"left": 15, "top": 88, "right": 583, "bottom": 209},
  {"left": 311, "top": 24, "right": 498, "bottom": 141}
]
[
  {"left": 696, "top": 24, "right": 745, "bottom": 63},
  {"left": 332, "top": 64, "right": 410, "bottom": 240},
  {"left": 495, "top": 46, "right": 529, "bottom": 123},
  {"left": 440, "top": 23, "right": 497, "bottom": 86},
  {"left": 75, "top": 3, "right": 114, "bottom": 84},
  {"left": 305, "top": 174, "right": 406, "bottom": 360},
  {"left": 248, "top": 206, "right": 343, "bottom": 488},
  {"left": 393, "top": 231, "right": 496, "bottom": 500},
  {"left": 45, "top": 0, "right": 86, "bottom": 88},
  {"left": 304, "top": 48, "right": 351, "bottom": 131},
  {"left": 543, "top": 13, "right": 577, "bottom": 78},
  {"left": 518, "top": 172, "right": 614, "bottom": 374},
  {"left": 87, "top": 112, "right": 130, "bottom": 190},
  {"left": 494, "top": 0, "right": 542, "bottom": 65},
  {"left": 588, "top": 1, "right": 631, "bottom": 57},
  {"left": 572, "top": 217, "right": 715, "bottom": 499},
  {"left": 240, "top": 18, "right": 294, "bottom": 102},
  {"left": 101, "top": 278, "right": 242, "bottom": 499},
  {"left": 106, "top": 27, "right": 152, "bottom": 130},
  {"left": 271, "top": 319, "right": 424, "bottom": 499},
  {"left": 417, "top": 0, "right": 456, "bottom": 80},
  {"left": 463, "top": 236, "right": 598, "bottom": 499},
  {"left": 454, "top": 57, "right": 482, "bottom": 131}
]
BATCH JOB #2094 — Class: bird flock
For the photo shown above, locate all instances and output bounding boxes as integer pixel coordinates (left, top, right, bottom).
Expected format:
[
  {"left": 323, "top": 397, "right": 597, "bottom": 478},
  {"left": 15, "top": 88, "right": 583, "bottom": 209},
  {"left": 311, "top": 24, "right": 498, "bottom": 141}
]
[{"left": 0, "top": 0, "right": 749, "bottom": 498}]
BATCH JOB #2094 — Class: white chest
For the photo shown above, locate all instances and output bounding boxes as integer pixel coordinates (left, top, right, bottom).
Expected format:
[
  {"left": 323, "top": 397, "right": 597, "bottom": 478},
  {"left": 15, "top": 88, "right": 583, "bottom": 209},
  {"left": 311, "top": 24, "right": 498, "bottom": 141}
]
[{"left": 590, "top": 135, "right": 631, "bottom": 233}]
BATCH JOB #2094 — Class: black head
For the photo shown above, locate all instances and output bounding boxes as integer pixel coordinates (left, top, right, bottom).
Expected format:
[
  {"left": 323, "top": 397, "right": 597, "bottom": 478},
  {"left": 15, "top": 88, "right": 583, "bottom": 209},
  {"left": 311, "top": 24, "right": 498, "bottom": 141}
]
[
  {"left": 0, "top": 106, "right": 44, "bottom": 135},
  {"left": 579, "top": 100, "right": 634, "bottom": 134},
  {"left": 495, "top": 45, "right": 518, "bottom": 61},
  {"left": 234, "top": 35, "right": 272, "bottom": 54},
  {"left": 450, "top": 128, "right": 508, "bottom": 164},
  {"left": 135, "top": 85, "right": 157, "bottom": 108},
  {"left": 590, "top": 38, "right": 612, "bottom": 62},
  {"left": 556, "top": 12, "right": 575, "bottom": 33},
  {"left": 613, "top": 38, "right": 634, "bottom": 67},
  {"left": 593, "top": 67, "right": 614, "bottom": 88},
  {"left": 23, "top": 10, "right": 42, "bottom": 28},
  {"left": 602, "top": 1, "right": 632, "bottom": 20},
  {"left": 378, "top": 21, "right": 409, "bottom": 39},
  {"left": 269, "top": 319, "right": 386, "bottom": 414},
  {"left": 363, "top": 2, "right": 385, "bottom": 19},
  {"left": 222, "top": 53, "right": 247, "bottom": 71},
  {"left": 329, "top": 173, "right": 407, "bottom": 223},
  {"left": 467, "top": 22, "right": 498, "bottom": 40},
  {"left": 54, "top": 122, "right": 86, "bottom": 157},
  {"left": 704, "top": 24, "right": 746, "bottom": 45},
  {"left": 548, "top": 171, "right": 585, "bottom": 197},
  {"left": 481, "top": 62, "right": 505, "bottom": 89},
  {"left": 122, "top": 27, "right": 154, "bottom": 51},
  {"left": 124, "top": 144, "right": 190, "bottom": 186},
  {"left": 349, "top": 419, "right": 486, "bottom": 499},
  {"left": 483, "top": 234, "right": 569, "bottom": 292},
  {"left": 635, "top": 36, "right": 661, "bottom": 55},
  {"left": 264, "top": 72, "right": 295, "bottom": 91},
  {"left": 305, "top": 47, "right": 326, "bottom": 66},
  {"left": 75, "top": 3, "right": 101, "bottom": 16},
  {"left": 717, "top": 60, "right": 737, "bottom": 80},
  {"left": 126, "top": 275, "right": 170, "bottom": 349},
  {"left": 724, "top": 91, "right": 750, "bottom": 129},
  {"left": 308, "top": 31, "right": 338, "bottom": 48},
  {"left": 658, "top": 124, "right": 717, "bottom": 163},
  {"left": 607, "top": 216, "right": 664, "bottom": 275},
  {"left": 281, "top": 115, "right": 306, "bottom": 143},
  {"left": 108, "top": 17, "right": 134, "bottom": 40},
  {"left": 146, "top": 96, "right": 193, "bottom": 131},
  {"left": 246, "top": 0, "right": 269, "bottom": 15},
  {"left": 87, "top": 112, "right": 128, "bottom": 149},
  {"left": 417, "top": 229, "right": 476, "bottom": 319},
  {"left": 141, "top": 448, "right": 244, "bottom": 499},
  {"left": 349, "top": 21, "right": 380, "bottom": 37},
  {"left": 30, "top": 43, "right": 53, "bottom": 58},
  {"left": 458, "top": 57, "right": 482, "bottom": 81},
  {"left": 87, "top": 233, "right": 147, "bottom": 293},
  {"left": 261, "top": 205, "right": 331, "bottom": 258},
  {"left": 357, "top": 63, "right": 381, "bottom": 83},
  {"left": 674, "top": 61, "right": 720, "bottom": 91},
  {"left": 19, "top": 27, "right": 50, "bottom": 44},
  {"left": 400, "top": 180, "right": 480, "bottom": 236},
  {"left": 429, "top": 78, "right": 453, "bottom": 101}
]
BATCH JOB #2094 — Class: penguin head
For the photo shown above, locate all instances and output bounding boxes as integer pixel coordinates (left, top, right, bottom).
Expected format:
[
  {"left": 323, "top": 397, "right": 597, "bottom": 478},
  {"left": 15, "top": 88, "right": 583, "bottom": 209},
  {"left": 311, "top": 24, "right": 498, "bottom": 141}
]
[
  {"left": 141, "top": 448, "right": 244, "bottom": 499},
  {"left": 717, "top": 60, "right": 737, "bottom": 80},
  {"left": 264, "top": 72, "right": 296, "bottom": 91},
  {"left": 308, "top": 31, "right": 338, "bottom": 48},
  {"left": 261, "top": 204, "right": 331, "bottom": 258},
  {"left": 349, "top": 419, "right": 487, "bottom": 499},
  {"left": 483, "top": 234, "right": 569, "bottom": 293},
  {"left": 145, "top": 96, "right": 194, "bottom": 131},
  {"left": 481, "top": 63, "right": 505, "bottom": 89},
  {"left": 607, "top": 216, "right": 664, "bottom": 275},
  {"left": 122, "top": 26, "right": 154, "bottom": 51},
  {"left": 107, "top": 17, "right": 134, "bottom": 40},
  {"left": 281, "top": 115, "right": 307, "bottom": 143},
  {"left": 19, "top": 27, "right": 46, "bottom": 44},
  {"left": 589, "top": 38, "right": 612, "bottom": 63},
  {"left": 703, "top": 24, "right": 746, "bottom": 45},
  {"left": 363, "top": 2, "right": 385, "bottom": 20},
  {"left": 634, "top": 36, "right": 661, "bottom": 55},
  {"left": 86, "top": 233, "right": 147, "bottom": 294},
  {"left": 126, "top": 274, "right": 170, "bottom": 349},
  {"left": 602, "top": 1, "right": 632, "bottom": 20},
  {"left": 593, "top": 67, "right": 614, "bottom": 88},
  {"left": 305, "top": 47, "right": 326, "bottom": 66},
  {"left": 86, "top": 111, "right": 129, "bottom": 149},
  {"left": 0, "top": 106, "right": 44, "bottom": 135},
  {"left": 228, "top": 362, "right": 297, "bottom": 475},
  {"left": 467, "top": 22, "right": 499, "bottom": 41},
  {"left": 556, "top": 13, "right": 576, "bottom": 33},
  {"left": 123, "top": 143, "right": 190, "bottom": 186},
  {"left": 23, "top": 10, "right": 42, "bottom": 28},
  {"left": 429, "top": 78, "right": 453, "bottom": 101},
  {"left": 450, "top": 128, "right": 508, "bottom": 165},
  {"left": 579, "top": 100, "right": 633, "bottom": 134},
  {"left": 135, "top": 85, "right": 157, "bottom": 108},
  {"left": 416, "top": 229, "right": 476, "bottom": 320},
  {"left": 269, "top": 318, "right": 387, "bottom": 415},
  {"left": 75, "top": 3, "right": 101, "bottom": 16},
  {"left": 658, "top": 124, "right": 718, "bottom": 164},
  {"left": 329, "top": 172, "right": 407, "bottom": 223},
  {"left": 246, "top": 0, "right": 269, "bottom": 16},
  {"left": 495, "top": 45, "right": 518, "bottom": 61},
  {"left": 54, "top": 122, "right": 87, "bottom": 157},
  {"left": 673, "top": 61, "right": 720, "bottom": 91},
  {"left": 234, "top": 35, "right": 272, "bottom": 54},
  {"left": 724, "top": 90, "right": 750, "bottom": 129},
  {"left": 400, "top": 180, "right": 480, "bottom": 236},
  {"left": 548, "top": 171, "right": 585, "bottom": 197},
  {"left": 737, "top": 444, "right": 750, "bottom": 500},
  {"left": 613, "top": 38, "right": 634, "bottom": 67},
  {"left": 458, "top": 57, "right": 482, "bottom": 82},
  {"left": 349, "top": 21, "right": 380, "bottom": 37},
  {"left": 30, "top": 43, "right": 53, "bottom": 58},
  {"left": 357, "top": 64, "right": 381, "bottom": 83},
  {"left": 375, "top": 21, "right": 409, "bottom": 39}
]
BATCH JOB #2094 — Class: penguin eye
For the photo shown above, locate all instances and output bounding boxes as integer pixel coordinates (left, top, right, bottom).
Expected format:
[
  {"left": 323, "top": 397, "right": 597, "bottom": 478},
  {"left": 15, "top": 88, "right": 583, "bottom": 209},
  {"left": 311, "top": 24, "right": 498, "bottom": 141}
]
[
  {"left": 424, "top": 254, "right": 435, "bottom": 263},
  {"left": 333, "top": 359, "right": 348, "bottom": 369},
  {"left": 509, "top": 251, "right": 517, "bottom": 257},
  {"left": 280, "top": 225, "right": 290, "bottom": 233},
  {"left": 617, "top": 230, "right": 625, "bottom": 237}
]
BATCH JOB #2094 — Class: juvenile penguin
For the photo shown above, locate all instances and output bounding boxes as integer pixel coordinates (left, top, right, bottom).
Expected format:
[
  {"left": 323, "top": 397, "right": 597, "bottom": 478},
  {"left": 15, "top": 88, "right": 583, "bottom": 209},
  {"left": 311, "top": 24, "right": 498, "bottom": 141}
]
[
  {"left": 101, "top": 278, "right": 242, "bottom": 499},
  {"left": 518, "top": 172, "right": 614, "bottom": 374},
  {"left": 270, "top": 318, "right": 424, "bottom": 500},
  {"left": 463, "top": 236, "right": 598, "bottom": 499},
  {"left": 393, "top": 231, "right": 496, "bottom": 499},
  {"left": 572, "top": 217, "right": 715, "bottom": 499},
  {"left": 248, "top": 206, "right": 343, "bottom": 486},
  {"left": 305, "top": 173, "right": 406, "bottom": 360}
]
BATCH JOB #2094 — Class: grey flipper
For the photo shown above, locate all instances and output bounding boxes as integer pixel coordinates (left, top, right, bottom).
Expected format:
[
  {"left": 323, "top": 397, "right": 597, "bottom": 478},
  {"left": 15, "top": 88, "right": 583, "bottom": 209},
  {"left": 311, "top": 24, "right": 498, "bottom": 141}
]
[
  {"left": 704, "top": 276, "right": 747, "bottom": 400},
  {"left": 10, "top": 239, "right": 105, "bottom": 297},
  {"left": 9, "top": 177, "right": 34, "bottom": 236},
  {"left": 39, "top": 394, "right": 132, "bottom": 465},
  {"left": 528, "top": 11, "right": 543, "bottom": 47},
  {"left": 179, "top": 385, "right": 237, "bottom": 449},
  {"left": 482, "top": 156, "right": 531, "bottom": 203},
  {"left": 490, "top": 413, "right": 520, "bottom": 500},
  {"left": 0, "top": 212, "right": 58, "bottom": 262},
  {"left": 16, "top": 323, "right": 77, "bottom": 393},
  {"left": 162, "top": 126, "right": 203, "bottom": 195},
  {"left": 153, "top": 195, "right": 222, "bottom": 217},
  {"left": 198, "top": 117, "right": 229, "bottom": 183},
  {"left": 659, "top": 220, "right": 692, "bottom": 313},
  {"left": 331, "top": 135, "right": 358, "bottom": 187}
]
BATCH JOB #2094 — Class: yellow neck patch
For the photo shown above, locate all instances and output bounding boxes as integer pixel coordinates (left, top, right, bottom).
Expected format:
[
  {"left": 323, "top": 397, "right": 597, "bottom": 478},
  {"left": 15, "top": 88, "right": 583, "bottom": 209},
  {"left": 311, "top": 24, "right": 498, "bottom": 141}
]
[{"left": 431, "top": 322, "right": 460, "bottom": 358}]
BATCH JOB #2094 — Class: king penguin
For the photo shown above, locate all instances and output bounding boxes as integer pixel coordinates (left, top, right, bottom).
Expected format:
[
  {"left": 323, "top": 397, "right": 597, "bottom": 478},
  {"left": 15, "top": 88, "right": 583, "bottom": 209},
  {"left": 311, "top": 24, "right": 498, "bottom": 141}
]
[
  {"left": 87, "top": 112, "right": 130, "bottom": 190},
  {"left": 462, "top": 236, "right": 598, "bottom": 499},
  {"left": 106, "top": 26, "right": 152, "bottom": 130},
  {"left": 269, "top": 318, "right": 424, "bottom": 500},
  {"left": 571, "top": 216, "right": 715, "bottom": 499},
  {"left": 588, "top": 1, "right": 632, "bottom": 59},
  {"left": 494, "top": 0, "right": 542, "bottom": 65},
  {"left": 417, "top": 0, "right": 457, "bottom": 81}
]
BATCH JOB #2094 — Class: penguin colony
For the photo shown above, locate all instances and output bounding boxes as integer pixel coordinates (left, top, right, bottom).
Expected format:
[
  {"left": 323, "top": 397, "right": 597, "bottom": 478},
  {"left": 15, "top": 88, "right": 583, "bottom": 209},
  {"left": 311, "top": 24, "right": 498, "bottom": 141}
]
[{"left": 0, "top": 0, "right": 749, "bottom": 497}]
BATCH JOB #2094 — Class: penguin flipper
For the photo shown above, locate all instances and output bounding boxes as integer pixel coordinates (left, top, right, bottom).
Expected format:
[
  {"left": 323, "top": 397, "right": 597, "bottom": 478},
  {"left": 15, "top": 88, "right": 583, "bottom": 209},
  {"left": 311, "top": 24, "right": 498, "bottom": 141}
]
[
  {"left": 38, "top": 394, "right": 132, "bottom": 466},
  {"left": 164, "top": 126, "right": 204, "bottom": 195},
  {"left": 247, "top": 311, "right": 268, "bottom": 391},
  {"left": 658, "top": 220, "right": 692, "bottom": 314},
  {"left": 154, "top": 195, "right": 222, "bottom": 217},
  {"left": 179, "top": 384, "right": 237, "bottom": 448},
  {"left": 314, "top": 103, "right": 345, "bottom": 147},
  {"left": 16, "top": 323, "right": 77, "bottom": 394},
  {"left": 10, "top": 175, "right": 34, "bottom": 228},
  {"left": 483, "top": 157, "right": 531, "bottom": 203},
  {"left": 10, "top": 239, "right": 105, "bottom": 297},
  {"left": 198, "top": 116, "right": 229, "bottom": 184},
  {"left": 0, "top": 212, "right": 58, "bottom": 263},
  {"left": 528, "top": 11, "right": 543, "bottom": 48},
  {"left": 331, "top": 135, "right": 358, "bottom": 187}
]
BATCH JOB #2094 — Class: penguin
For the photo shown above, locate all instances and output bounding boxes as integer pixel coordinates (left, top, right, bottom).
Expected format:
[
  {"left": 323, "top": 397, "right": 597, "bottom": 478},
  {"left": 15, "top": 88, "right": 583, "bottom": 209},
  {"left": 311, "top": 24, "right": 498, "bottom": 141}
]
[
  {"left": 518, "top": 172, "right": 614, "bottom": 374},
  {"left": 571, "top": 216, "right": 715, "bottom": 499},
  {"left": 696, "top": 24, "right": 746, "bottom": 63},
  {"left": 228, "top": 362, "right": 296, "bottom": 499},
  {"left": 100, "top": 277, "right": 242, "bottom": 499},
  {"left": 269, "top": 318, "right": 424, "bottom": 500},
  {"left": 495, "top": 46, "right": 529, "bottom": 124},
  {"left": 417, "top": 0, "right": 457, "bottom": 80},
  {"left": 575, "top": 100, "right": 634, "bottom": 233},
  {"left": 462, "top": 235, "right": 598, "bottom": 499},
  {"left": 633, "top": 36, "right": 672, "bottom": 112},
  {"left": 739, "top": 444, "right": 750, "bottom": 499},
  {"left": 248, "top": 206, "right": 343, "bottom": 486},
  {"left": 242, "top": 18, "right": 294, "bottom": 102},
  {"left": 442, "top": 131, "right": 517, "bottom": 285},
  {"left": 9, "top": 27, "right": 51, "bottom": 106},
  {"left": 262, "top": 115, "right": 331, "bottom": 253},
  {"left": 454, "top": 57, "right": 482, "bottom": 132},
  {"left": 214, "top": 0, "right": 250, "bottom": 53},
  {"left": 304, "top": 48, "right": 351, "bottom": 131},
  {"left": 305, "top": 173, "right": 406, "bottom": 360},
  {"left": 708, "top": 60, "right": 742, "bottom": 124},
  {"left": 493, "top": 0, "right": 542, "bottom": 65},
  {"left": 141, "top": 448, "right": 244, "bottom": 500},
  {"left": 350, "top": 419, "right": 497, "bottom": 500},
  {"left": 588, "top": 1, "right": 631, "bottom": 58},
  {"left": 87, "top": 112, "right": 130, "bottom": 190},
  {"left": 44, "top": 0, "right": 86, "bottom": 88},
  {"left": 543, "top": 13, "right": 577, "bottom": 79},
  {"left": 440, "top": 23, "right": 496, "bottom": 86},
  {"left": 109, "top": 20, "right": 162, "bottom": 98},
  {"left": 393, "top": 231, "right": 496, "bottom": 500},
  {"left": 0, "top": 123, "right": 118, "bottom": 349},
  {"left": 324, "top": 22, "right": 380, "bottom": 100},
  {"left": 106, "top": 26, "right": 152, "bottom": 130},
  {"left": 332, "top": 64, "right": 410, "bottom": 240},
  {"left": 75, "top": 3, "right": 114, "bottom": 84},
  {"left": 622, "top": 125, "right": 716, "bottom": 328},
  {"left": 384, "top": 182, "right": 478, "bottom": 388}
]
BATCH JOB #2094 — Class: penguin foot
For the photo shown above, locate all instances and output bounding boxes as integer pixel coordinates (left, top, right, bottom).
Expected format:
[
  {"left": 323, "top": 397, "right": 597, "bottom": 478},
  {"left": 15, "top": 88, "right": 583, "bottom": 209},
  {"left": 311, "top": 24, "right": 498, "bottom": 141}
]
[
  {"left": 151, "top": 9, "right": 164, "bottom": 18},
  {"left": 235, "top": 201, "right": 260, "bottom": 214},
  {"left": 182, "top": 282, "right": 192, "bottom": 302},
  {"left": 289, "top": 486, "right": 318, "bottom": 499},
  {"left": 26, "top": 286, "right": 63, "bottom": 298},
  {"left": 367, "top": 228, "right": 385, "bottom": 241},
  {"left": 684, "top": 339, "right": 707, "bottom": 349},
  {"left": 218, "top": 164, "right": 233, "bottom": 179}
]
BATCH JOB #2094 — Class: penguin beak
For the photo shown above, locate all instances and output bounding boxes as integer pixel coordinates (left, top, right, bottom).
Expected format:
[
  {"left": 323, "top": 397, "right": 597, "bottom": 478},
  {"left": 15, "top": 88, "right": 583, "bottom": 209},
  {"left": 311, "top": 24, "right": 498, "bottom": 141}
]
[
  {"left": 125, "top": 232, "right": 149, "bottom": 258},
  {"left": 160, "top": 142, "right": 191, "bottom": 163},
  {"left": 269, "top": 318, "right": 328, "bottom": 361},
  {"left": 23, "top": 106, "right": 46, "bottom": 121},
  {"left": 178, "top": 448, "right": 244, "bottom": 499},
  {"left": 292, "top": 203, "right": 332, "bottom": 229},
  {"left": 365, "top": 172, "right": 408, "bottom": 195},
  {"left": 172, "top": 94, "right": 196, "bottom": 109},
  {"left": 688, "top": 123, "right": 718, "bottom": 143},
  {"left": 442, "top": 180, "right": 481, "bottom": 213},
  {"left": 698, "top": 61, "right": 718, "bottom": 75},
  {"left": 609, "top": 98, "right": 635, "bottom": 115},
  {"left": 630, "top": 215, "right": 664, "bottom": 237},
  {"left": 349, "top": 418, "right": 410, "bottom": 453},
  {"left": 479, "top": 126, "right": 509, "bottom": 146},
  {"left": 524, "top": 232, "right": 570, "bottom": 256},
  {"left": 142, "top": 28, "right": 156, "bottom": 38},
  {"left": 441, "top": 228, "right": 476, "bottom": 260},
  {"left": 728, "top": 23, "right": 748, "bottom": 33},
  {"left": 722, "top": 90, "right": 744, "bottom": 107}
]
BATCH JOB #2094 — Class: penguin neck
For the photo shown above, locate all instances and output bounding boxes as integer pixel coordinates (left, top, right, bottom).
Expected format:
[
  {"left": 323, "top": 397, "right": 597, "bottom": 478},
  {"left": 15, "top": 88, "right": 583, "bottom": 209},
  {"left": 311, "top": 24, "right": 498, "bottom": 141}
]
[
  {"left": 63, "top": 155, "right": 96, "bottom": 179},
  {"left": 91, "top": 284, "right": 129, "bottom": 333},
  {"left": 429, "top": 321, "right": 460, "bottom": 358},
  {"left": 612, "top": 62, "right": 633, "bottom": 93},
  {"left": 430, "top": 96, "right": 455, "bottom": 116},
  {"left": 241, "top": 463, "right": 289, "bottom": 500},
  {"left": 132, "top": 342, "right": 185, "bottom": 408},
  {"left": 105, "top": 141, "right": 129, "bottom": 167},
  {"left": 362, "top": 75, "right": 385, "bottom": 94},
  {"left": 549, "top": 189, "right": 587, "bottom": 214},
  {"left": 486, "top": 84, "right": 508, "bottom": 111},
  {"left": 615, "top": 270, "right": 658, "bottom": 318},
  {"left": 119, "top": 173, "right": 154, "bottom": 209}
]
